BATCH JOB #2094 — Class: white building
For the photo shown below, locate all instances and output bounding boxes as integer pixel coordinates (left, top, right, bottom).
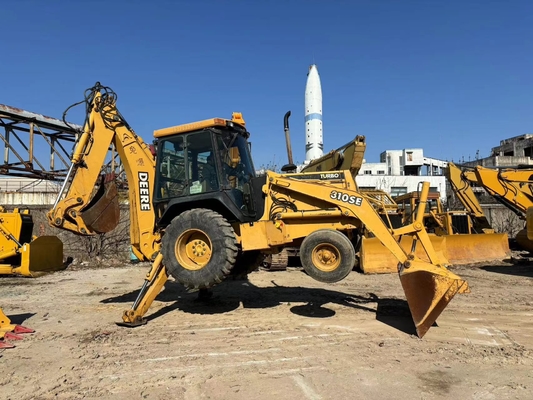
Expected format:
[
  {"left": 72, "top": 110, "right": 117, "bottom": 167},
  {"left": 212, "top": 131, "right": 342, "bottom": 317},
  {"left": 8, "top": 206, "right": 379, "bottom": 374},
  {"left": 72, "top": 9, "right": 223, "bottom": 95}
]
[
  {"left": 357, "top": 148, "right": 448, "bottom": 200},
  {"left": 0, "top": 177, "right": 60, "bottom": 205}
]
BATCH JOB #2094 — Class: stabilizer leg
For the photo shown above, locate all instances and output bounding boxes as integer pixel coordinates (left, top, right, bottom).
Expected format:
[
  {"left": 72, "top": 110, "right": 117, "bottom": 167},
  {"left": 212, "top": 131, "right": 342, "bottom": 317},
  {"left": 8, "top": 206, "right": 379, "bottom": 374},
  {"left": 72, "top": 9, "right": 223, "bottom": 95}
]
[{"left": 119, "top": 254, "right": 168, "bottom": 327}]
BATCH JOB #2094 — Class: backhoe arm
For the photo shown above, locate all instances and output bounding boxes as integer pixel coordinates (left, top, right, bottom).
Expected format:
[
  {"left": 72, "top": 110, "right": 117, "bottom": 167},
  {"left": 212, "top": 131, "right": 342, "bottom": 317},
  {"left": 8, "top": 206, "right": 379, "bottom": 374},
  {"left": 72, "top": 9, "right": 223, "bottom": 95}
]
[
  {"left": 446, "top": 163, "right": 486, "bottom": 218},
  {"left": 301, "top": 136, "right": 367, "bottom": 178},
  {"left": 48, "top": 83, "right": 160, "bottom": 261},
  {"left": 473, "top": 166, "right": 533, "bottom": 218},
  {"left": 446, "top": 162, "right": 493, "bottom": 231}
]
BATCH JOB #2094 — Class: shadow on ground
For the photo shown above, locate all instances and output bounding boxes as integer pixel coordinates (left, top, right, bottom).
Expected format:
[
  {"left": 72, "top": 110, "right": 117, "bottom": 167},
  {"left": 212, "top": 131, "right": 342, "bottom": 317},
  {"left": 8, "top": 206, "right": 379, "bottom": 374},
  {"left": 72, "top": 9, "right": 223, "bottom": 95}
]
[
  {"left": 101, "top": 278, "right": 417, "bottom": 335},
  {"left": 2, "top": 312, "right": 36, "bottom": 325},
  {"left": 481, "top": 262, "right": 533, "bottom": 278}
]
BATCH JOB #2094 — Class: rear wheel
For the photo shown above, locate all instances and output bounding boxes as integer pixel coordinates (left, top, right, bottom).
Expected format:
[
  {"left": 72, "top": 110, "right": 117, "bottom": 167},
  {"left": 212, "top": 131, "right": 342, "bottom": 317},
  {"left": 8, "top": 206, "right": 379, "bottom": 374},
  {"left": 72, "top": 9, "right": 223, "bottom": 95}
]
[
  {"left": 300, "top": 229, "right": 356, "bottom": 283},
  {"left": 162, "top": 208, "right": 238, "bottom": 289}
]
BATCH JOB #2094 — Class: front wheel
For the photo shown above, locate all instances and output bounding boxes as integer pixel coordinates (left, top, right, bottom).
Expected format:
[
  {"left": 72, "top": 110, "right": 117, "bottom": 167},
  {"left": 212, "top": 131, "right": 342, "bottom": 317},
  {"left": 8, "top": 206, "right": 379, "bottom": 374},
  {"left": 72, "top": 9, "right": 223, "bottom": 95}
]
[
  {"left": 300, "top": 229, "right": 356, "bottom": 283},
  {"left": 161, "top": 209, "right": 238, "bottom": 289}
]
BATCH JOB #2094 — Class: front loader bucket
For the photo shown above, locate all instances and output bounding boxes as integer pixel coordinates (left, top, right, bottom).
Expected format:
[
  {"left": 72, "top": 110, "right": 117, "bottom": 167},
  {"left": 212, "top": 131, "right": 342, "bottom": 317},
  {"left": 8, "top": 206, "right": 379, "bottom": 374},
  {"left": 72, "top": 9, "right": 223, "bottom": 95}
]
[
  {"left": 81, "top": 179, "right": 120, "bottom": 234},
  {"left": 360, "top": 235, "right": 448, "bottom": 274},
  {"left": 11, "top": 236, "right": 65, "bottom": 277},
  {"left": 399, "top": 260, "right": 470, "bottom": 338},
  {"left": 444, "top": 233, "right": 510, "bottom": 264}
]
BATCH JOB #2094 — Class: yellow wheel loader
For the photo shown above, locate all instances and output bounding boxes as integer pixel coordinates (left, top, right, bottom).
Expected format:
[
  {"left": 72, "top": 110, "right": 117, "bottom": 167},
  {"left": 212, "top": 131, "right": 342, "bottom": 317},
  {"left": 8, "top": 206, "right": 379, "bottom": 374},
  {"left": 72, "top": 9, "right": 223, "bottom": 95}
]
[
  {"left": 0, "top": 307, "right": 34, "bottom": 349},
  {"left": 0, "top": 206, "right": 64, "bottom": 277},
  {"left": 49, "top": 83, "right": 470, "bottom": 338}
]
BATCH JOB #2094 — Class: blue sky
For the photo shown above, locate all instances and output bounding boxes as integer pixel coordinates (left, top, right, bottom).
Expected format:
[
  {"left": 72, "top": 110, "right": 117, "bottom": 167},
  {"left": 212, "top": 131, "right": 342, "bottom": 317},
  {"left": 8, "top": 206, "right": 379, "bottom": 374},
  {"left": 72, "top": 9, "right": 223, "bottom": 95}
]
[{"left": 1, "top": 0, "right": 532, "bottom": 169}]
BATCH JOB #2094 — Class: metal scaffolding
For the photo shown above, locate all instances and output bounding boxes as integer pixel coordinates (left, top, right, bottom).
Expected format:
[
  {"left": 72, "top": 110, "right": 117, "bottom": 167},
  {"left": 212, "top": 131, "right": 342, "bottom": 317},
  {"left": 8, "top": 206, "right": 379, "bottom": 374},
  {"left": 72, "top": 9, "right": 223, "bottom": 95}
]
[
  {"left": 0, "top": 104, "right": 125, "bottom": 183},
  {"left": 0, "top": 104, "right": 81, "bottom": 180}
]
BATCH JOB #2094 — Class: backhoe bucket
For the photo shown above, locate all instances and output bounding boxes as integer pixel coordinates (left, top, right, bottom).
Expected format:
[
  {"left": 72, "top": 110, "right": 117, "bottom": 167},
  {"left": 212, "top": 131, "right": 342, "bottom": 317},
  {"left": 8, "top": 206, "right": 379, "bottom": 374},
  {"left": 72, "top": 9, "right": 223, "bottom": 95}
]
[
  {"left": 6, "top": 236, "right": 65, "bottom": 277},
  {"left": 443, "top": 233, "right": 510, "bottom": 264},
  {"left": 81, "top": 179, "right": 120, "bottom": 234},
  {"left": 360, "top": 235, "right": 448, "bottom": 274},
  {"left": 399, "top": 260, "right": 470, "bottom": 338}
]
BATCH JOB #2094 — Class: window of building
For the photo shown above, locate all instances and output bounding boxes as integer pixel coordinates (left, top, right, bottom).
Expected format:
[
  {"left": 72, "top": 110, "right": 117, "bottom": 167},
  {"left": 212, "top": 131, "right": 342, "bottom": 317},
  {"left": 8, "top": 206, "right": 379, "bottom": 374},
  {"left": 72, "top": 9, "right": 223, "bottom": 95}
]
[
  {"left": 407, "top": 151, "right": 413, "bottom": 161},
  {"left": 390, "top": 186, "right": 408, "bottom": 197},
  {"left": 404, "top": 166, "right": 419, "bottom": 176},
  {"left": 364, "top": 170, "right": 372, "bottom": 175},
  {"left": 429, "top": 186, "right": 438, "bottom": 193},
  {"left": 377, "top": 170, "right": 385, "bottom": 175}
]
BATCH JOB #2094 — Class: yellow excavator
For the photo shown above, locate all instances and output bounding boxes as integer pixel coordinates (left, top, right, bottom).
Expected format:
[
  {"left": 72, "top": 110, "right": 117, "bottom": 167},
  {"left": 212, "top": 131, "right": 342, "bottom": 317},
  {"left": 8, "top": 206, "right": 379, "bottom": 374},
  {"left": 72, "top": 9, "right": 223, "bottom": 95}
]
[
  {"left": 47, "top": 82, "right": 470, "bottom": 338},
  {"left": 448, "top": 162, "right": 533, "bottom": 252}
]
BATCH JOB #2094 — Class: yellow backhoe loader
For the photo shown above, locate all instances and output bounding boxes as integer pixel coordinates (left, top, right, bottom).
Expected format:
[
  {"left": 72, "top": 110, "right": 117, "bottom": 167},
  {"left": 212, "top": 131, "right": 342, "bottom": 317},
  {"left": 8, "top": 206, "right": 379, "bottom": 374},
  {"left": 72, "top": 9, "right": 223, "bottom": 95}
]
[
  {"left": 48, "top": 83, "right": 470, "bottom": 338},
  {"left": 0, "top": 307, "right": 34, "bottom": 349},
  {"left": 0, "top": 206, "right": 64, "bottom": 277}
]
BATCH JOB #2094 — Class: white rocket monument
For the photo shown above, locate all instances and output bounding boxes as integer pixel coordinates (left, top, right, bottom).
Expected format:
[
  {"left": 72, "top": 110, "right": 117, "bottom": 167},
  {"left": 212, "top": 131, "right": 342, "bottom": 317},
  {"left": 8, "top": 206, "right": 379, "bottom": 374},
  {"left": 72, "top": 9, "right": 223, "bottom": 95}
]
[{"left": 304, "top": 64, "right": 323, "bottom": 163}]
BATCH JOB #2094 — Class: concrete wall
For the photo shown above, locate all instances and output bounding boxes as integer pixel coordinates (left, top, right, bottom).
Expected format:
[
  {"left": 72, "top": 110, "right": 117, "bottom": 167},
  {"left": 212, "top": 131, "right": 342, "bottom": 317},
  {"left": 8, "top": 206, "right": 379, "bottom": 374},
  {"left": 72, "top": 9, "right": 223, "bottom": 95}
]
[
  {"left": 480, "top": 203, "right": 524, "bottom": 237},
  {"left": 356, "top": 175, "right": 447, "bottom": 200},
  {"left": 462, "top": 156, "right": 533, "bottom": 168},
  {"left": 0, "top": 192, "right": 57, "bottom": 205}
]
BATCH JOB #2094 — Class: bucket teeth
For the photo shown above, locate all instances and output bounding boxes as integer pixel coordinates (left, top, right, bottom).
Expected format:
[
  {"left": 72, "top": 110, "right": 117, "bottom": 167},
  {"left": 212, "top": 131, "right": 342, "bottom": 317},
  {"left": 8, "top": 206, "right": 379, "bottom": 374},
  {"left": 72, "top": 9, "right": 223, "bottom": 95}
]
[
  {"left": 13, "top": 325, "right": 35, "bottom": 334},
  {"left": 4, "top": 332, "right": 24, "bottom": 341},
  {"left": 0, "top": 324, "right": 34, "bottom": 349},
  {"left": 0, "top": 340, "right": 16, "bottom": 349}
]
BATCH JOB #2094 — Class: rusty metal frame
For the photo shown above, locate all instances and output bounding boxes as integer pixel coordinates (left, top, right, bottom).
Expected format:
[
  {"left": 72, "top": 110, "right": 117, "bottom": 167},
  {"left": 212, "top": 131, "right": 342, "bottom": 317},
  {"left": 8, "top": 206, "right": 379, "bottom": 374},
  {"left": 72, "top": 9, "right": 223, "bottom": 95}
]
[{"left": 0, "top": 104, "right": 126, "bottom": 184}]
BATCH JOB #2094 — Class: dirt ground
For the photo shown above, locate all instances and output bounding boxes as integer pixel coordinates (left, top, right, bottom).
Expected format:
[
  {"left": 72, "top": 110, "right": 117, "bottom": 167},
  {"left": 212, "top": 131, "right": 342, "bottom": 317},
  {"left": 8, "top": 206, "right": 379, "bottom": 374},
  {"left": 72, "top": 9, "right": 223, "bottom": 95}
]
[{"left": 1, "top": 256, "right": 533, "bottom": 400}]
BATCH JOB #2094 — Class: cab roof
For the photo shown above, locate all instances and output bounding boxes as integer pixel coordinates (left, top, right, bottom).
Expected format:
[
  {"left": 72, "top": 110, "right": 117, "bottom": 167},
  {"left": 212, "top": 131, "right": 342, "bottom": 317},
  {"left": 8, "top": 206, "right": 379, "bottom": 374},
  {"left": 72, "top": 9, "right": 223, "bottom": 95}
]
[{"left": 154, "top": 113, "right": 246, "bottom": 138}]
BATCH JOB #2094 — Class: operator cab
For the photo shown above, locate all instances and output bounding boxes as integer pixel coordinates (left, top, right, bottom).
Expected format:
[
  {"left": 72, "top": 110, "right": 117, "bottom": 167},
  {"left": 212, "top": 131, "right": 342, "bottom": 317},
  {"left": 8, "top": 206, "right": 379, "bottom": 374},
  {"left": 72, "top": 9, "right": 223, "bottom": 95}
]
[{"left": 153, "top": 113, "right": 262, "bottom": 225}]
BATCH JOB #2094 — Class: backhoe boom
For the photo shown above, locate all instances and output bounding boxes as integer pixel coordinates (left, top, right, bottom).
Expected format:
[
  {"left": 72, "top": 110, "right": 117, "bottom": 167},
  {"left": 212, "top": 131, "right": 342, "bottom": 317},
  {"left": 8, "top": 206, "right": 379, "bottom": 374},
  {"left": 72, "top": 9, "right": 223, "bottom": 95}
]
[{"left": 48, "top": 83, "right": 161, "bottom": 261}]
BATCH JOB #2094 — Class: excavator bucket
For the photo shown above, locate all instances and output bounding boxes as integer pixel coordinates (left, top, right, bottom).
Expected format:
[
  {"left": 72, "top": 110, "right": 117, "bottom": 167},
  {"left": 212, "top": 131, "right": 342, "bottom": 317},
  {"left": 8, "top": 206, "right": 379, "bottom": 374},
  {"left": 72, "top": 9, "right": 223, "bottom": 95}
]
[
  {"left": 443, "top": 233, "right": 510, "bottom": 264},
  {"left": 80, "top": 179, "right": 120, "bottom": 234},
  {"left": 360, "top": 235, "right": 448, "bottom": 274},
  {"left": 0, "top": 307, "right": 35, "bottom": 349},
  {"left": 398, "top": 260, "right": 470, "bottom": 338}
]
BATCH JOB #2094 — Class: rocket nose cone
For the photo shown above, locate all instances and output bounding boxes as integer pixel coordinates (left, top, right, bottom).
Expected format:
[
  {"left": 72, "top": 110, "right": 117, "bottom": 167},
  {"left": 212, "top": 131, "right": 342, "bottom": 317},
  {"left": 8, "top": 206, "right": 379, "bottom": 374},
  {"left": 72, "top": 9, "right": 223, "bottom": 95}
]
[{"left": 307, "top": 64, "right": 319, "bottom": 78}]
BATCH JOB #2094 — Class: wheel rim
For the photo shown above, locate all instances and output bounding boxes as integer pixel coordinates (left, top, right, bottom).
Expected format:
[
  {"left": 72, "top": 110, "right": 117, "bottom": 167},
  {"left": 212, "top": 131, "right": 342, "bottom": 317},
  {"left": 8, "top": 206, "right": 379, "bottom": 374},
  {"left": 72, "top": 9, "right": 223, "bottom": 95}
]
[
  {"left": 311, "top": 243, "right": 341, "bottom": 272},
  {"left": 175, "top": 229, "right": 212, "bottom": 271}
]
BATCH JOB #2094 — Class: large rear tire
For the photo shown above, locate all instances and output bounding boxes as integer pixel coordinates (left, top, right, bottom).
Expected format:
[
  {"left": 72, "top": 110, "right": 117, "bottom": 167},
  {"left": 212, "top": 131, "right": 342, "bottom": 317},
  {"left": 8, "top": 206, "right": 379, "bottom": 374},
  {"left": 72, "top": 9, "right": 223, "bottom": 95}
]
[
  {"left": 162, "top": 208, "right": 238, "bottom": 289},
  {"left": 300, "top": 229, "right": 356, "bottom": 283}
]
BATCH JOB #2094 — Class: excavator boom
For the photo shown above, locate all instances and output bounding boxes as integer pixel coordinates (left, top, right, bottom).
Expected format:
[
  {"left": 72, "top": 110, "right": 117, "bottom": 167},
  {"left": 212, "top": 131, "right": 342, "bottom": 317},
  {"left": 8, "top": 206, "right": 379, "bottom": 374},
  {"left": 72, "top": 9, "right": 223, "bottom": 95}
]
[{"left": 301, "top": 135, "right": 367, "bottom": 177}]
